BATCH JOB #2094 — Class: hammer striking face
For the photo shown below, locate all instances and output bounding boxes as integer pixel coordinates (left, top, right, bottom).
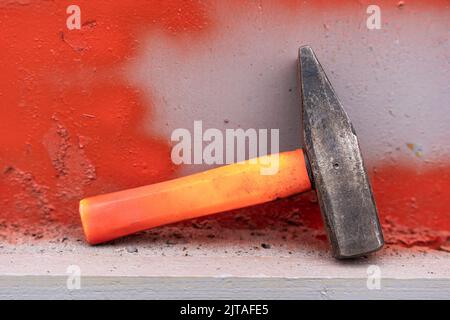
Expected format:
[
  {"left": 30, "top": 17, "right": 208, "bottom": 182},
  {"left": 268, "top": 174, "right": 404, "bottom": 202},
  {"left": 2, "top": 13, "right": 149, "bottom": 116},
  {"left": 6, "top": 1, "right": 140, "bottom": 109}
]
[{"left": 79, "top": 46, "right": 384, "bottom": 259}]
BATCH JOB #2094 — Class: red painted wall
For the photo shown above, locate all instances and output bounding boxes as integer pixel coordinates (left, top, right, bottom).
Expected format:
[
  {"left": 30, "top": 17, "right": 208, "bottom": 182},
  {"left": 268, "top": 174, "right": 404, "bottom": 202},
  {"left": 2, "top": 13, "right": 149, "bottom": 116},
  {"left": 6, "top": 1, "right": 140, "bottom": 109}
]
[{"left": 0, "top": 1, "right": 448, "bottom": 251}]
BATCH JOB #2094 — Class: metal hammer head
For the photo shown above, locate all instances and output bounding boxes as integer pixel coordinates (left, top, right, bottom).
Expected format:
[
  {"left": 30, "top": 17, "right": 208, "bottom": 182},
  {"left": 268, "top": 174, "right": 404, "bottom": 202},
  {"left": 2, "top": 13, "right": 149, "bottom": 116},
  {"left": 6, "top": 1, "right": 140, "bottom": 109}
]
[{"left": 298, "top": 46, "right": 384, "bottom": 259}]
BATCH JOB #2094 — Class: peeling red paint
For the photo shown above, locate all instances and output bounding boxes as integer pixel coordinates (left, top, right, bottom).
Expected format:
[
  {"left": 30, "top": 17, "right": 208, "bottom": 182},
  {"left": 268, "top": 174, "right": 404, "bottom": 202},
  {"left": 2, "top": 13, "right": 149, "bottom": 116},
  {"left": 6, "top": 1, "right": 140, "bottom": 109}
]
[
  {"left": 372, "top": 165, "right": 450, "bottom": 251},
  {"left": 0, "top": 1, "right": 211, "bottom": 238}
]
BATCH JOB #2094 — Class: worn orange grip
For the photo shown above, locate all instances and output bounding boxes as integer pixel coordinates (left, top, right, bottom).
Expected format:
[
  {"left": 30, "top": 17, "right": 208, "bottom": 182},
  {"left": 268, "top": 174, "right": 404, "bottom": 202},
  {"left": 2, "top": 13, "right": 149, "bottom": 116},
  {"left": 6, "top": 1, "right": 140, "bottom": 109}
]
[{"left": 80, "top": 149, "right": 312, "bottom": 244}]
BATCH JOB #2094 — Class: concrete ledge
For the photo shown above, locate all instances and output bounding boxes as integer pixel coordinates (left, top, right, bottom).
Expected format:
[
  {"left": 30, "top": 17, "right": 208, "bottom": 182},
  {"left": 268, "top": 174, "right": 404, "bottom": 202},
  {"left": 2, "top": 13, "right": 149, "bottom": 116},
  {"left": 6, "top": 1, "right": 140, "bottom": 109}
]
[
  {"left": 1, "top": 226, "right": 449, "bottom": 299},
  {"left": 1, "top": 276, "right": 449, "bottom": 300}
]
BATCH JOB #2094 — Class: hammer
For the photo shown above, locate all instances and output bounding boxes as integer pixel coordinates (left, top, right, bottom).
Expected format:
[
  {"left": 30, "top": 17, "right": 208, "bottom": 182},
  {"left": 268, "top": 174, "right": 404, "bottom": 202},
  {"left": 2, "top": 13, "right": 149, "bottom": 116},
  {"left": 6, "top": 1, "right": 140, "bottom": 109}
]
[{"left": 79, "top": 46, "right": 384, "bottom": 259}]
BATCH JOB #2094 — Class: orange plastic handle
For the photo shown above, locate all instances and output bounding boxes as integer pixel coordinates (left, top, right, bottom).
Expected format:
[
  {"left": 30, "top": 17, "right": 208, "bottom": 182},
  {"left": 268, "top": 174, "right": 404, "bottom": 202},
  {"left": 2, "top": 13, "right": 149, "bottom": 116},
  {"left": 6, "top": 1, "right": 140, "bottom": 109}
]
[{"left": 80, "top": 149, "right": 312, "bottom": 244}]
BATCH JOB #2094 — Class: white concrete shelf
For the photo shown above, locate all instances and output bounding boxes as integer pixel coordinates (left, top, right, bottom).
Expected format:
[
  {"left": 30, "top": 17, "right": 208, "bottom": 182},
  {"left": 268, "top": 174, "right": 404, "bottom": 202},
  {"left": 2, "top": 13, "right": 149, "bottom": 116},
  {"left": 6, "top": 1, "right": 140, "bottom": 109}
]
[{"left": 0, "top": 226, "right": 449, "bottom": 299}]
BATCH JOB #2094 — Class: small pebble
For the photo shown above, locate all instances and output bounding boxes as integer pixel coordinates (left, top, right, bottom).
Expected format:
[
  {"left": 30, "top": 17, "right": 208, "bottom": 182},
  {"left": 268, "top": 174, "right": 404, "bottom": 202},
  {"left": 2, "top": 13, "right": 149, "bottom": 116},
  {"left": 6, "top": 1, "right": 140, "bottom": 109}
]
[{"left": 126, "top": 246, "right": 138, "bottom": 253}]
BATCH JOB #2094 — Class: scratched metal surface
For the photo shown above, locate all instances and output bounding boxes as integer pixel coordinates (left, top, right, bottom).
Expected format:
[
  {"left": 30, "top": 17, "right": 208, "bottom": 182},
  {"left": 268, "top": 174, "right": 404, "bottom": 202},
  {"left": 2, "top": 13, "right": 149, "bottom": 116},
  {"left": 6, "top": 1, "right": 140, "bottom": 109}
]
[{"left": 299, "top": 46, "right": 383, "bottom": 258}]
